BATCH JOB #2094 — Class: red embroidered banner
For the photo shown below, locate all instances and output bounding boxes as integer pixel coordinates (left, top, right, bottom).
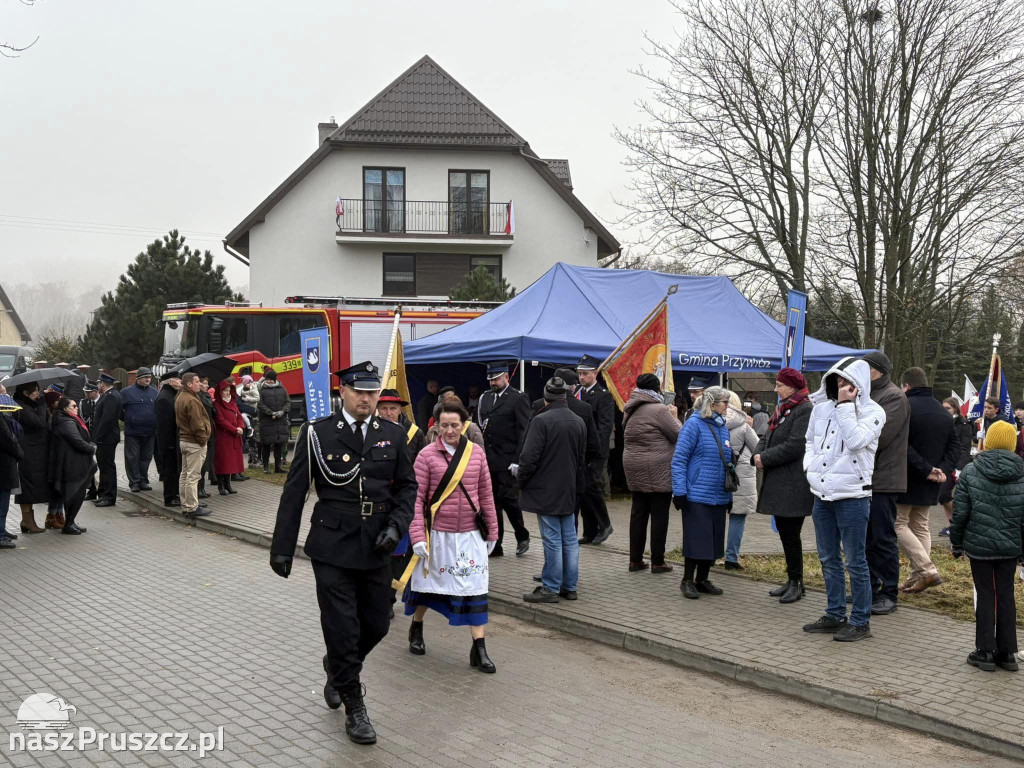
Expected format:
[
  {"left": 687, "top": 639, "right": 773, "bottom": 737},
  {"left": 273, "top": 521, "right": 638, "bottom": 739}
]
[{"left": 601, "top": 302, "right": 670, "bottom": 409}]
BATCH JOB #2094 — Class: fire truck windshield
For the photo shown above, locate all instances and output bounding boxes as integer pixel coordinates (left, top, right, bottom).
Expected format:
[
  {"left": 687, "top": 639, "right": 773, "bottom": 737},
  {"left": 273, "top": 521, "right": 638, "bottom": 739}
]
[{"left": 163, "top": 319, "right": 197, "bottom": 360}]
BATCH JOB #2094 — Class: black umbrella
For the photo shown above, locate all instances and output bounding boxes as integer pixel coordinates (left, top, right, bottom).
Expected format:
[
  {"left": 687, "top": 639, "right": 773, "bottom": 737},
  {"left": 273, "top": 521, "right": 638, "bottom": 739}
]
[
  {"left": 1, "top": 367, "right": 80, "bottom": 390},
  {"left": 164, "top": 353, "right": 237, "bottom": 383}
]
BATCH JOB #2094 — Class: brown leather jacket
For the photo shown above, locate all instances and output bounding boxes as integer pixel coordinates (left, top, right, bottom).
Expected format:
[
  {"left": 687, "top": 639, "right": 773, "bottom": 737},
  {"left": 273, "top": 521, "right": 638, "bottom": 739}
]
[{"left": 174, "top": 388, "right": 211, "bottom": 446}]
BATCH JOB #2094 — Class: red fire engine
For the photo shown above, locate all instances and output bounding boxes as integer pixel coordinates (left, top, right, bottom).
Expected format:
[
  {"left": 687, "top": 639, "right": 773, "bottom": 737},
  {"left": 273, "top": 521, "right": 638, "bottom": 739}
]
[{"left": 156, "top": 296, "right": 496, "bottom": 417}]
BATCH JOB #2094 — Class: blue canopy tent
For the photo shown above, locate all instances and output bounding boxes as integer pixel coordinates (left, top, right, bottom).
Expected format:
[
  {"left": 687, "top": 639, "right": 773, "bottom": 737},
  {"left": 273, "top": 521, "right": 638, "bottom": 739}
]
[{"left": 405, "top": 262, "right": 868, "bottom": 373}]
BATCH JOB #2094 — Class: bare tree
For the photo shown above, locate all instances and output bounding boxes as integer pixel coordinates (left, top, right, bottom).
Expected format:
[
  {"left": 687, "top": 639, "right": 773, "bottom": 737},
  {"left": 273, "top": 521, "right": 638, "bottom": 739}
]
[
  {"left": 621, "top": 0, "right": 1024, "bottom": 374},
  {"left": 2, "top": 0, "right": 40, "bottom": 58}
]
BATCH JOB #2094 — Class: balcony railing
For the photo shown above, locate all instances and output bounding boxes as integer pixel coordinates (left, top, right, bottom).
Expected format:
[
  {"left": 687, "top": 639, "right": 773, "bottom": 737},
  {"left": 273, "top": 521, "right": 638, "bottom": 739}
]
[{"left": 335, "top": 199, "right": 511, "bottom": 237}]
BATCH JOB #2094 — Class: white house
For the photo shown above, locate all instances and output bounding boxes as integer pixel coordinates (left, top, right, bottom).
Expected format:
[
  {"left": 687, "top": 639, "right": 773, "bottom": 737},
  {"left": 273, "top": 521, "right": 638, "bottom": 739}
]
[{"left": 225, "top": 55, "right": 620, "bottom": 305}]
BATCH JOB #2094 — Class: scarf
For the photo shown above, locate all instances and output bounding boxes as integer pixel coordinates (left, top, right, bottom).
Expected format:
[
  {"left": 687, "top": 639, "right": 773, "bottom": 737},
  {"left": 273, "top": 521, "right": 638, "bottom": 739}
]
[
  {"left": 768, "top": 387, "right": 809, "bottom": 431},
  {"left": 70, "top": 411, "right": 90, "bottom": 436}
]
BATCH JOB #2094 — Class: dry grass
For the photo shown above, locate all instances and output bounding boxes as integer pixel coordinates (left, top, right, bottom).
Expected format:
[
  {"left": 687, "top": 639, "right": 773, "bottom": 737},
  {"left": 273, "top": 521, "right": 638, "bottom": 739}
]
[
  {"left": 244, "top": 466, "right": 288, "bottom": 486},
  {"left": 667, "top": 545, "right": 1024, "bottom": 626}
]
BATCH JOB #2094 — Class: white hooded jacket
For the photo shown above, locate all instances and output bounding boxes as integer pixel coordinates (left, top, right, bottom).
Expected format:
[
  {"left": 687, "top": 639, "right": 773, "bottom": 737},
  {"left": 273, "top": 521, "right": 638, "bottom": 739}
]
[{"left": 803, "top": 357, "right": 887, "bottom": 501}]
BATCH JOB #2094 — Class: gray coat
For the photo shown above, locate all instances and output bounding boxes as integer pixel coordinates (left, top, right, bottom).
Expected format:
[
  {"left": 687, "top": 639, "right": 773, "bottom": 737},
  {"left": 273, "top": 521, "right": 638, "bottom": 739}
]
[
  {"left": 727, "top": 407, "right": 760, "bottom": 516},
  {"left": 869, "top": 375, "right": 910, "bottom": 495},
  {"left": 754, "top": 400, "right": 814, "bottom": 518},
  {"left": 257, "top": 380, "right": 291, "bottom": 445}
]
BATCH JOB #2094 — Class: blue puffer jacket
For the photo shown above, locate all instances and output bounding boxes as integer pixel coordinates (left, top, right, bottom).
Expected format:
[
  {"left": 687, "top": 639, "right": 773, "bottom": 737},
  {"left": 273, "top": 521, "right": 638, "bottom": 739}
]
[
  {"left": 672, "top": 414, "right": 733, "bottom": 506},
  {"left": 120, "top": 383, "right": 158, "bottom": 437}
]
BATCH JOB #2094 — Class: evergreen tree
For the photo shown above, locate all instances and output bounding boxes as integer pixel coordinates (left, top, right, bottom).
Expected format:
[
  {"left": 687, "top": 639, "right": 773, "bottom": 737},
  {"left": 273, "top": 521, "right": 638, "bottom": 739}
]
[
  {"left": 78, "top": 231, "right": 242, "bottom": 369},
  {"left": 449, "top": 267, "right": 516, "bottom": 302}
]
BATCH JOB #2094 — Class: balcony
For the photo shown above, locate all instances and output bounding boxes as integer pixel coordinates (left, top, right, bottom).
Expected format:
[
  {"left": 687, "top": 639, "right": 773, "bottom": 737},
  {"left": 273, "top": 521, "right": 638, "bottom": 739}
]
[{"left": 335, "top": 199, "right": 514, "bottom": 247}]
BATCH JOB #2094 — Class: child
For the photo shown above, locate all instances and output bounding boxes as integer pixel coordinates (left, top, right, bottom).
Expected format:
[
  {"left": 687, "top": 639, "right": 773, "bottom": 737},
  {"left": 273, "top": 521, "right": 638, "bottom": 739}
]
[{"left": 950, "top": 419, "right": 1024, "bottom": 671}]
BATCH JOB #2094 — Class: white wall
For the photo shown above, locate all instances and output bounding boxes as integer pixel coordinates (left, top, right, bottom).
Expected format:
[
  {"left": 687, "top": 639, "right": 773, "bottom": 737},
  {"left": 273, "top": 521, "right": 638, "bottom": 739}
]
[{"left": 248, "top": 147, "right": 600, "bottom": 305}]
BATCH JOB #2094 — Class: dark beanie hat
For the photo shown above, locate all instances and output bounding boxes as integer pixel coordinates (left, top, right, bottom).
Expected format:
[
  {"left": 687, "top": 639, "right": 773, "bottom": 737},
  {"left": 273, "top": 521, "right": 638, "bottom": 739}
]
[
  {"left": 263, "top": 369, "right": 278, "bottom": 381},
  {"left": 861, "top": 350, "right": 890, "bottom": 375},
  {"left": 544, "top": 377, "right": 568, "bottom": 402},
  {"left": 636, "top": 373, "right": 661, "bottom": 392},
  {"left": 776, "top": 367, "right": 806, "bottom": 390}
]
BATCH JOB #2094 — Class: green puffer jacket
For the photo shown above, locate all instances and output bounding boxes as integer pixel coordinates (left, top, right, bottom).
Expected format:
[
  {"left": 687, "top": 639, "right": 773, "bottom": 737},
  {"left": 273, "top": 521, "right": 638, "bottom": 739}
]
[{"left": 950, "top": 449, "right": 1024, "bottom": 560}]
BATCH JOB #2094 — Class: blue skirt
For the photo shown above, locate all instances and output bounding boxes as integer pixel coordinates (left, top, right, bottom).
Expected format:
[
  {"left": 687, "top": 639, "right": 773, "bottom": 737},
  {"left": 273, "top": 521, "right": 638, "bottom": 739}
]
[
  {"left": 403, "top": 590, "right": 489, "bottom": 626},
  {"left": 681, "top": 500, "right": 727, "bottom": 560}
]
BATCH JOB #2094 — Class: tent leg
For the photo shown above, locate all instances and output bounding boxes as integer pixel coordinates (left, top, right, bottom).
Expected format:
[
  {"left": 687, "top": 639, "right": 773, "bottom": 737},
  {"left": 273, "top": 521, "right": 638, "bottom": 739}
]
[{"left": 520, "top": 360, "right": 526, "bottom": 393}]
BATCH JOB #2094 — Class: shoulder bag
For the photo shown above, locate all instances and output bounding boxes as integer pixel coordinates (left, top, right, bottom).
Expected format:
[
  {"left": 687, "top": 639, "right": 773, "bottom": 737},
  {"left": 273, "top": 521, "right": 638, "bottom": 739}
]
[{"left": 704, "top": 421, "right": 740, "bottom": 493}]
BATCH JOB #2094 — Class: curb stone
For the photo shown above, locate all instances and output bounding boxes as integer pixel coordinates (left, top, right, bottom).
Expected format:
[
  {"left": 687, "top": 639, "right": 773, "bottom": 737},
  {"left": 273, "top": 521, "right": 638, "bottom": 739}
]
[{"left": 118, "top": 488, "right": 1024, "bottom": 762}]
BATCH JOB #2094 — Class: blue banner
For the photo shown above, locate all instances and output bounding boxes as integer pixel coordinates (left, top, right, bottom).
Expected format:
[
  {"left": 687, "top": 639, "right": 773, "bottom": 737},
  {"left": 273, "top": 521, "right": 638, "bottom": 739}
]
[
  {"left": 782, "top": 290, "right": 808, "bottom": 370},
  {"left": 969, "top": 364, "right": 1013, "bottom": 425},
  {"left": 299, "top": 326, "right": 331, "bottom": 421}
]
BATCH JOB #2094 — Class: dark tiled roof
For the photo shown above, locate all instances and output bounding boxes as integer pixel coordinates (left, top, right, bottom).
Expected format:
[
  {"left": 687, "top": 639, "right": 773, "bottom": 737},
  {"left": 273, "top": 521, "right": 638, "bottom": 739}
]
[
  {"left": 542, "top": 159, "right": 572, "bottom": 190},
  {"left": 329, "top": 56, "right": 527, "bottom": 147}
]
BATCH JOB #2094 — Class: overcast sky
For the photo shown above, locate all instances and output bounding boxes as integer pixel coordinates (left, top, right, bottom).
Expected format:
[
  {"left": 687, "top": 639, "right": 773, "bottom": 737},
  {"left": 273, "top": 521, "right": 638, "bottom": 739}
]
[{"left": 0, "top": 0, "right": 681, "bottom": 296}]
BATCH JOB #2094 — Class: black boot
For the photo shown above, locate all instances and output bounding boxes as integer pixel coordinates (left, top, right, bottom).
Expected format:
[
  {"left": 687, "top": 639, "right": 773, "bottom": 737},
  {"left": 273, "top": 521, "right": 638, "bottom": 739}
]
[
  {"left": 470, "top": 638, "right": 496, "bottom": 673},
  {"left": 408, "top": 620, "right": 425, "bottom": 655},
  {"left": 779, "top": 580, "right": 805, "bottom": 604},
  {"left": 322, "top": 655, "right": 341, "bottom": 709},
  {"left": 218, "top": 478, "right": 228, "bottom": 495},
  {"left": 198, "top": 480, "right": 210, "bottom": 499},
  {"left": 340, "top": 684, "right": 377, "bottom": 745},
  {"left": 224, "top": 477, "right": 237, "bottom": 495},
  {"left": 768, "top": 583, "right": 789, "bottom": 597}
]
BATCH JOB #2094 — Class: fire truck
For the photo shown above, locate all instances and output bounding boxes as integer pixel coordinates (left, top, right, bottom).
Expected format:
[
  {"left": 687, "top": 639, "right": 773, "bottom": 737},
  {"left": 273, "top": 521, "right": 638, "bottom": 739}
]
[{"left": 156, "top": 296, "right": 496, "bottom": 418}]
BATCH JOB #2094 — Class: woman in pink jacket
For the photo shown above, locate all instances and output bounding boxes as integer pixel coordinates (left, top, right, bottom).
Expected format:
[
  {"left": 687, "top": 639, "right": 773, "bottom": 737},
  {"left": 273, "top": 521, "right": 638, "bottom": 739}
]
[{"left": 405, "top": 402, "right": 500, "bottom": 673}]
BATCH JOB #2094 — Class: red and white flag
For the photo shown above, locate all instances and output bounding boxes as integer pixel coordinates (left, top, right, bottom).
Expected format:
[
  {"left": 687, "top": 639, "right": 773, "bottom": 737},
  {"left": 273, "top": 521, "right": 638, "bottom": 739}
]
[
  {"left": 335, "top": 196, "right": 345, "bottom": 227},
  {"left": 962, "top": 375, "right": 978, "bottom": 417},
  {"left": 504, "top": 200, "right": 515, "bottom": 235}
]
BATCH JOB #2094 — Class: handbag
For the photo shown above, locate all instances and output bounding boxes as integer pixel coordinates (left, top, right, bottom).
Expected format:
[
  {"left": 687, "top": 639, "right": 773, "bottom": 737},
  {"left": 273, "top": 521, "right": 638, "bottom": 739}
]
[
  {"left": 457, "top": 482, "right": 490, "bottom": 538},
  {"left": 704, "top": 421, "right": 740, "bottom": 493}
]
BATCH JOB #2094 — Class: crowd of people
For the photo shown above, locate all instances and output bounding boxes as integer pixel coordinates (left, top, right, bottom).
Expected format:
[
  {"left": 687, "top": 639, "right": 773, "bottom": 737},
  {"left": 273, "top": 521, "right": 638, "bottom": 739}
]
[{"left": 0, "top": 364, "right": 309, "bottom": 544}]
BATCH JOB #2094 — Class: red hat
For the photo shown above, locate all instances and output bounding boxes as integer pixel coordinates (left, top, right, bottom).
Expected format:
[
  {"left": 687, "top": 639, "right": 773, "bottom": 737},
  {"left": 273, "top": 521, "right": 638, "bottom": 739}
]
[{"left": 776, "top": 367, "right": 807, "bottom": 390}]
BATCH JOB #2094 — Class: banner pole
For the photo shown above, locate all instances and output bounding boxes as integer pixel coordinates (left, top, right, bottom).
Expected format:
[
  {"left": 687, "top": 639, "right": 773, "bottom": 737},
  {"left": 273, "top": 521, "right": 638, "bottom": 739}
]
[
  {"left": 989, "top": 333, "right": 1002, "bottom": 403},
  {"left": 382, "top": 305, "right": 403, "bottom": 380}
]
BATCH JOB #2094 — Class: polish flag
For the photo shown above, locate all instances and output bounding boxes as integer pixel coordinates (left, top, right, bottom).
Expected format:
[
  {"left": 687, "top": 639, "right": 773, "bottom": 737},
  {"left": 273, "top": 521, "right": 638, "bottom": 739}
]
[{"left": 504, "top": 200, "right": 515, "bottom": 235}]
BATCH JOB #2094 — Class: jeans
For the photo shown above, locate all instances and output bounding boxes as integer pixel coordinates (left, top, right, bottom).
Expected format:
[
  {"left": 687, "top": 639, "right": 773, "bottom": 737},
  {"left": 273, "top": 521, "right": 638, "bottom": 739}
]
[
  {"left": 0, "top": 489, "right": 9, "bottom": 538},
  {"left": 725, "top": 513, "right": 747, "bottom": 563},
  {"left": 124, "top": 434, "right": 155, "bottom": 487},
  {"left": 538, "top": 514, "right": 579, "bottom": 593},
  {"left": 812, "top": 496, "right": 872, "bottom": 627}
]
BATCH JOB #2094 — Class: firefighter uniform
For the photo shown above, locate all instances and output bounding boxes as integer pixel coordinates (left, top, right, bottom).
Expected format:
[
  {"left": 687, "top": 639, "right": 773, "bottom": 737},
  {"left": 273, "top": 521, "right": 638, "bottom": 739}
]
[
  {"left": 577, "top": 355, "right": 614, "bottom": 543},
  {"left": 270, "top": 362, "right": 416, "bottom": 746}
]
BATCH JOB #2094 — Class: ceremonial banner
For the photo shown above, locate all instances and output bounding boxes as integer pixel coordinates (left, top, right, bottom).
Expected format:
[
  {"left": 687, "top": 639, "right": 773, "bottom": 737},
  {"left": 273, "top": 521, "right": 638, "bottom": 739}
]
[
  {"left": 782, "top": 290, "right": 808, "bottom": 370},
  {"left": 299, "top": 326, "right": 331, "bottom": 421},
  {"left": 600, "top": 301, "right": 671, "bottom": 409},
  {"left": 969, "top": 354, "right": 1012, "bottom": 425},
  {"left": 383, "top": 329, "right": 415, "bottom": 423}
]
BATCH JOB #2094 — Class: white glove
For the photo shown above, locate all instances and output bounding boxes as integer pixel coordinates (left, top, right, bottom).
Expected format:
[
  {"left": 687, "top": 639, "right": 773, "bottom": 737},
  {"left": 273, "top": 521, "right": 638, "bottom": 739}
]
[
  {"left": 486, "top": 540, "right": 497, "bottom": 555},
  {"left": 508, "top": 463, "right": 519, "bottom": 478},
  {"left": 412, "top": 541, "right": 428, "bottom": 559}
]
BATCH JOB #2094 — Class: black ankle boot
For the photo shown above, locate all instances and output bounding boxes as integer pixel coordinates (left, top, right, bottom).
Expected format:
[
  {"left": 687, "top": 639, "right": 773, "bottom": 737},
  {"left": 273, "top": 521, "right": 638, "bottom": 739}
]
[
  {"left": 322, "top": 655, "right": 341, "bottom": 709},
  {"left": 408, "top": 620, "right": 425, "bottom": 655},
  {"left": 340, "top": 684, "right": 376, "bottom": 745},
  {"left": 225, "top": 477, "right": 237, "bottom": 494},
  {"left": 779, "top": 580, "right": 805, "bottom": 603},
  {"left": 470, "top": 638, "right": 496, "bottom": 673},
  {"left": 217, "top": 478, "right": 228, "bottom": 495}
]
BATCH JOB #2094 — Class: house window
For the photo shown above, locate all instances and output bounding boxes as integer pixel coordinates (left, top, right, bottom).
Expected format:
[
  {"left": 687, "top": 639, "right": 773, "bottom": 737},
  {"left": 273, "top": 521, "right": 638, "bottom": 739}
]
[
  {"left": 364, "top": 168, "right": 405, "bottom": 232},
  {"left": 448, "top": 171, "right": 489, "bottom": 234},
  {"left": 383, "top": 254, "right": 502, "bottom": 297},
  {"left": 470, "top": 255, "right": 501, "bottom": 283},
  {"left": 383, "top": 253, "right": 416, "bottom": 296}
]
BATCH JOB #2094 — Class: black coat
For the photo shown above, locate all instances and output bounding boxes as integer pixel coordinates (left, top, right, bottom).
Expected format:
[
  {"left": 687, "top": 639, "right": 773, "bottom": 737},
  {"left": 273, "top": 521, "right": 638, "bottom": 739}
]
[
  {"left": 13, "top": 393, "right": 50, "bottom": 504},
  {"left": 952, "top": 415, "right": 973, "bottom": 470},
  {"left": 518, "top": 400, "right": 587, "bottom": 516},
  {"left": 92, "top": 387, "right": 122, "bottom": 445},
  {"left": 49, "top": 411, "right": 96, "bottom": 500},
  {"left": 257, "top": 381, "right": 290, "bottom": 445},
  {"left": 0, "top": 412, "right": 23, "bottom": 491},
  {"left": 580, "top": 383, "right": 614, "bottom": 459},
  {"left": 477, "top": 386, "right": 531, "bottom": 471},
  {"left": 754, "top": 400, "right": 814, "bottom": 518},
  {"left": 63, "top": 371, "right": 86, "bottom": 403},
  {"left": 271, "top": 413, "right": 417, "bottom": 569},
  {"left": 399, "top": 414, "right": 428, "bottom": 461},
  {"left": 154, "top": 384, "right": 180, "bottom": 479},
  {"left": 896, "top": 387, "right": 961, "bottom": 507},
  {"left": 80, "top": 395, "right": 97, "bottom": 431},
  {"left": 531, "top": 395, "right": 601, "bottom": 462}
]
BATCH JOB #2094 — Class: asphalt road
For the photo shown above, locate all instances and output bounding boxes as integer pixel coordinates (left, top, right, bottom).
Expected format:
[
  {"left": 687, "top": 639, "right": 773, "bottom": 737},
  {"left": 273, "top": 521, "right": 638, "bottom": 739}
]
[{"left": 0, "top": 505, "right": 1009, "bottom": 767}]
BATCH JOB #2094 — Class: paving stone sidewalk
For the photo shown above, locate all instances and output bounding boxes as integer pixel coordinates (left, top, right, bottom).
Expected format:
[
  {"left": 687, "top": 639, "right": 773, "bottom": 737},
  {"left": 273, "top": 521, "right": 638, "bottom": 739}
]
[{"left": 114, "top": 474, "right": 1024, "bottom": 759}]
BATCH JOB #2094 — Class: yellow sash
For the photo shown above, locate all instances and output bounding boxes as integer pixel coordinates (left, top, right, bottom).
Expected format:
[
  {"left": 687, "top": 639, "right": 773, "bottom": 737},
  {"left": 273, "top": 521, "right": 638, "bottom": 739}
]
[
  {"left": 461, "top": 420, "right": 471, "bottom": 435},
  {"left": 391, "top": 440, "right": 475, "bottom": 592},
  {"left": 406, "top": 422, "right": 420, "bottom": 443}
]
